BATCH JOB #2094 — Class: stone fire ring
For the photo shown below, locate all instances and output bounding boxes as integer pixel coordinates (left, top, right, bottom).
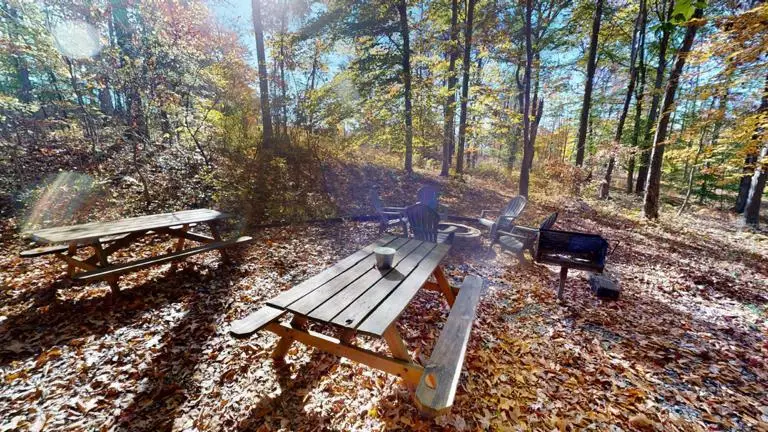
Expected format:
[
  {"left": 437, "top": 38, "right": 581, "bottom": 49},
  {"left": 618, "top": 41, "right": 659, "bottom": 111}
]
[{"left": 437, "top": 222, "right": 481, "bottom": 239}]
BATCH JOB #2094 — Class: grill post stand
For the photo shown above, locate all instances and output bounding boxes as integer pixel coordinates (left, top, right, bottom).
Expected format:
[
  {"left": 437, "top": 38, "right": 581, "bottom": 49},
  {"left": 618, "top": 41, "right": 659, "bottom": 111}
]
[{"left": 558, "top": 267, "right": 568, "bottom": 302}]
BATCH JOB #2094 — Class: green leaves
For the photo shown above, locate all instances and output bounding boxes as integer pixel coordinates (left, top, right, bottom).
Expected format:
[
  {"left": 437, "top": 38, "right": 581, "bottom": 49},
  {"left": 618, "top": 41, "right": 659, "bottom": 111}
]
[{"left": 670, "top": 0, "right": 706, "bottom": 24}]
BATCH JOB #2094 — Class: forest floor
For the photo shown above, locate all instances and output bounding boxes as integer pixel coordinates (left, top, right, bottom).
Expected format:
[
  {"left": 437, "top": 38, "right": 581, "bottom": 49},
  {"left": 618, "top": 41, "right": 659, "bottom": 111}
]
[{"left": 1, "top": 167, "right": 767, "bottom": 432}]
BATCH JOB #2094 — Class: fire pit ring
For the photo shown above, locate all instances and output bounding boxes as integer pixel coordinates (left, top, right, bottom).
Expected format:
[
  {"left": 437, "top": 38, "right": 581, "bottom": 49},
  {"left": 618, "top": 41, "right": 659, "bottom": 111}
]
[{"left": 437, "top": 222, "right": 481, "bottom": 240}]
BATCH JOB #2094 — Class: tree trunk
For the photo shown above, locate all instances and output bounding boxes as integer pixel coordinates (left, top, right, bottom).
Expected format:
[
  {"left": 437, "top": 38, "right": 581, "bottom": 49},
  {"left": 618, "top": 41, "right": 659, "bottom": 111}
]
[
  {"left": 306, "top": 41, "right": 320, "bottom": 134},
  {"left": 742, "top": 143, "right": 767, "bottom": 227},
  {"left": 735, "top": 73, "right": 768, "bottom": 213},
  {"left": 278, "top": 3, "right": 289, "bottom": 138},
  {"left": 441, "top": 0, "right": 459, "bottom": 176},
  {"left": 642, "top": 9, "right": 703, "bottom": 220},
  {"left": 740, "top": 74, "right": 768, "bottom": 226},
  {"left": 252, "top": 0, "right": 274, "bottom": 148},
  {"left": 529, "top": 98, "right": 544, "bottom": 171},
  {"left": 99, "top": 78, "right": 114, "bottom": 115},
  {"left": 636, "top": 0, "right": 672, "bottom": 194},
  {"left": 600, "top": 1, "right": 642, "bottom": 199},
  {"left": 456, "top": 0, "right": 476, "bottom": 175},
  {"left": 574, "top": 0, "right": 604, "bottom": 166},
  {"left": 518, "top": 0, "right": 533, "bottom": 197},
  {"left": 627, "top": 1, "right": 647, "bottom": 193},
  {"left": 678, "top": 97, "right": 717, "bottom": 216},
  {"left": 397, "top": 0, "right": 414, "bottom": 174},
  {"left": 509, "top": 62, "right": 524, "bottom": 169}
]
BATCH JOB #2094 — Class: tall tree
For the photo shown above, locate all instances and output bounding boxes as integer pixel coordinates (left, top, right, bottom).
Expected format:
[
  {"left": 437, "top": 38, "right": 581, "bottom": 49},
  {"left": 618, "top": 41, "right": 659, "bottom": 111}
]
[
  {"left": 252, "top": 0, "right": 274, "bottom": 148},
  {"left": 627, "top": 0, "right": 647, "bottom": 193},
  {"left": 642, "top": 8, "right": 704, "bottom": 219},
  {"left": 397, "top": 0, "right": 414, "bottom": 173},
  {"left": 599, "top": 1, "right": 643, "bottom": 199},
  {"left": 741, "top": 74, "right": 768, "bottom": 227},
  {"left": 518, "top": 0, "right": 534, "bottom": 197},
  {"left": 574, "top": 0, "right": 604, "bottom": 166},
  {"left": 456, "top": 0, "right": 476, "bottom": 174},
  {"left": 636, "top": 0, "right": 673, "bottom": 193},
  {"left": 440, "top": 0, "right": 459, "bottom": 176}
]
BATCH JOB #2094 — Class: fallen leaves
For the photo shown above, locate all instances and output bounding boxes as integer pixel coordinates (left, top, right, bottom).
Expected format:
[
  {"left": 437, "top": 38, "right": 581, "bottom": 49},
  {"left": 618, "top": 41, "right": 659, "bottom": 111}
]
[
  {"left": 629, "top": 413, "right": 656, "bottom": 430},
  {"left": 0, "top": 185, "right": 767, "bottom": 431}
]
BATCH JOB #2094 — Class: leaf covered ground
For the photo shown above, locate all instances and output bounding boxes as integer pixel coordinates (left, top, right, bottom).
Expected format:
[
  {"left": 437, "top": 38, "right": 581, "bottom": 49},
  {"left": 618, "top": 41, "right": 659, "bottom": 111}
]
[{"left": 1, "top": 176, "right": 767, "bottom": 431}]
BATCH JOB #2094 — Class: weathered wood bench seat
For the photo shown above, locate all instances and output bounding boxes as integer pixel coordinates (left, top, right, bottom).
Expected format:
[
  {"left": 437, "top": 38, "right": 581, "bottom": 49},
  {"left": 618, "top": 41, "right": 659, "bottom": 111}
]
[
  {"left": 415, "top": 274, "right": 484, "bottom": 416},
  {"left": 20, "top": 233, "right": 131, "bottom": 258},
  {"left": 20, "top": 223, "right": 201, "bottom": 258},
  {"left": 73, "top": 236, "right": 252, "bottom": 281},
  {"left": 229, "top": 305, "right": 286, "bottom": 338}
]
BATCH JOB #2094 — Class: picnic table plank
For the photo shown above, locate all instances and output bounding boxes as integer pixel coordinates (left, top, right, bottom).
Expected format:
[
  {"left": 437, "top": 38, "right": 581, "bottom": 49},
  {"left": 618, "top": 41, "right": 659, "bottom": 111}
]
[
  {"left": 329, "top": 241, "right": 438, "bottom": 331},
  {"left": 308, "top": 238, "right": 425, "bottom": 323},
  {"left": 267, "top": 235, "right": 397, "bottom": 308},
  {"left": 356, "top": 243, "right": 451, "bottom": 336},
  {"left": 29, "top": 209, "right": 224, "bottom": 244},
  {"left": 285, "top": 237, "right": 412, "bottom": 316},
  {"left": 415, "top": 274, "right": 484, "bottom": 416}
]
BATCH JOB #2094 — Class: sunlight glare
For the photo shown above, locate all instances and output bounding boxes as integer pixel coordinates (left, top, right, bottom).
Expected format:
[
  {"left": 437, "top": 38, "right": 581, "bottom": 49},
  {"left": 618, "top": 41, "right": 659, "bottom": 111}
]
[
  {"left": 22, "top": 172, "right": 97, "bottom": 233},
  {"left": 52, "top": 20, "right": 102, "bottom": 59}
]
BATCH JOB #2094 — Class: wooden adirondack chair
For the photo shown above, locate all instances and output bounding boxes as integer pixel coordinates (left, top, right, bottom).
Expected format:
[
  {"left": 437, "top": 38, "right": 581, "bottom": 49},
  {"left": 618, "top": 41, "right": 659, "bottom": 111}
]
[
  {"left": 479, "top": 196, "right": 527, "bottom": 243},
  {"left": 370, "top": 189, "right": 407, "bottom": 235},
  {"left": 496, "top": 212, "right": 558, "bottom": 263},
  {"left": 405, "top": 203, "right": 455, "bottom": 244},
  {"left": 417, "top": 185, "right": 440, "bottom": 211}
]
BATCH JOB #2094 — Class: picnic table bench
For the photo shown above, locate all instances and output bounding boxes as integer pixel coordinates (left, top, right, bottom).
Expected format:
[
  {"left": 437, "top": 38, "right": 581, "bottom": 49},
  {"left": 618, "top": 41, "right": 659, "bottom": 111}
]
[
  {"left": 229, "top": 235, "right": 484, "bottom": 416},
  {"left": 22, "top": 209, "right": 251, "bottom": 295}
]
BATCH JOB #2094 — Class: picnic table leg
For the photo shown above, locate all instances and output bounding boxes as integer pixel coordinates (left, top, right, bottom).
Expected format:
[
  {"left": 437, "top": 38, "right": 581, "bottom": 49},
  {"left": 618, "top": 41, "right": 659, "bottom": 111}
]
[
  {"left": 432, "top": 267, "right": 456, "bottom": 307},
  {"left": 207, "top": 221, "right": 230, "bottom": 264},
  {"left": 66, "top": 243, "right": 77, "bottom": 277},
  {"left": 339, "top": 329, "right": 357, "bottom": 345},
  {"left": 382, "top": 324, "right": 415, "bottom": 391},
  {"left": 557, "top": 267, "right": 568, "bottom": 302},
  {"left": 272, "top": 315, "right": 307, "bottom": 360},
  {"left": 169, "top": 224, "right": 188, "bottom": 272},
  {"left": 92, "top": 241, "right": 120, "bottom": 296}
]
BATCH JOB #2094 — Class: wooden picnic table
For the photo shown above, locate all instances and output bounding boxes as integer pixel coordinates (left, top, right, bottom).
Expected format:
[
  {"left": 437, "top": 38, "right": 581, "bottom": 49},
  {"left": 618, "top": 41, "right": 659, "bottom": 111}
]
[
  {"left": 230, "top": 235, "right": 484, "bottom": 416},
  {"left": 22, "top": 209, "right": 251, "bottom": 295}
]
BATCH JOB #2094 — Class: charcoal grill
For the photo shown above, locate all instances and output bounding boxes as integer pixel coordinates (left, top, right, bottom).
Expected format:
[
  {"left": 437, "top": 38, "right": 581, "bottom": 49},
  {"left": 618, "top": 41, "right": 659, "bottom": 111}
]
[{"left": 534, "top": 229, "right": 614, "bottom": 301}]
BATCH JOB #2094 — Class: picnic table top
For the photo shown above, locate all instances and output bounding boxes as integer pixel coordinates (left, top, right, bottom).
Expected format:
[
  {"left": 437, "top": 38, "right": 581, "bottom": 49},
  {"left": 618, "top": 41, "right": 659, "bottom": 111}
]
[
  {"left": 267, "top": 235, "right": 451, "bottom": 337},
  {"left": 28, "top": 208, "right": 225, "bottom": 244}
]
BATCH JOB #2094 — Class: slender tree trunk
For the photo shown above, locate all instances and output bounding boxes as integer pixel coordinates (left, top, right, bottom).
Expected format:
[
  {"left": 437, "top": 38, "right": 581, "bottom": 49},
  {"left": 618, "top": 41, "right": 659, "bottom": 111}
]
[
  {"left": 99, "top": 78, "right": 114, "bottom": 115},
  {"left": 456, "top": 0, "right": 476, "bottom": 174},
  {"left": 278, "top": 3, "right": 288, "bottom": 138},
  {"left": 509, "top": 62, "right": 524, "bottom": 169},
  {"left": 528, "top": 52, "right": 543, "bottom": 166},
  {"left": 642, "top": 8, "right": 703, "bottom": 219},
  {"left": 678, "top": 97, "right": 717, "bottom": 216},
  {"left": 575, "top": 0, "right": 604, "bottom": 166},
  {"left": 252, "top": 0, "right": 274, "bottom": 148},
  {"left": 627, "top": 1, "right": 647, "bottom": 193},
  {"left": 636, "top": 0, "right": 672, "bottom": 193},
  {"left": 306, "top": 41, "right": 320, "bottom": 134},
  {"left": 600, "top": 2, "right": 642, "bottom": 199},
  {"left": 529, "top": 98, "right": 544, "bottom": 171},
  {"left": 441, "top": 0, "right": 459, "bottom": 176},
  {"left": 397, "top": 0, "right": 413, "bottom": 173},
  {"left": 736, "top": 74, "right": 768, "bottom": 213},
  {"left": 518, "top": 0, "right": 533, "bottom": 197}
]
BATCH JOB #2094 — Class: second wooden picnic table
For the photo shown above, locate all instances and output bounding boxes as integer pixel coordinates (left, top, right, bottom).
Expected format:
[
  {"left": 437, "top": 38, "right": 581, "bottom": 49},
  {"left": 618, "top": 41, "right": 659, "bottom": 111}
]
[
  {"left": 230, "top": 234, "right": 484, "bottom": 416},
  {"left": 23, "top": 209, "right": 251, "bottom": 295}
]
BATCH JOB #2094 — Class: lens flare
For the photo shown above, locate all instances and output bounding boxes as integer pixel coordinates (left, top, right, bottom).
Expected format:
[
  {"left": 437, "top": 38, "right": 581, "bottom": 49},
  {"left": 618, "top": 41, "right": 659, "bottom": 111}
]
[
  {"left": 52, "top": 20, "right": 102, "bottom": 59},
  {"left": 22, "top": 172, "right": 99, "bottom": 234}
]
